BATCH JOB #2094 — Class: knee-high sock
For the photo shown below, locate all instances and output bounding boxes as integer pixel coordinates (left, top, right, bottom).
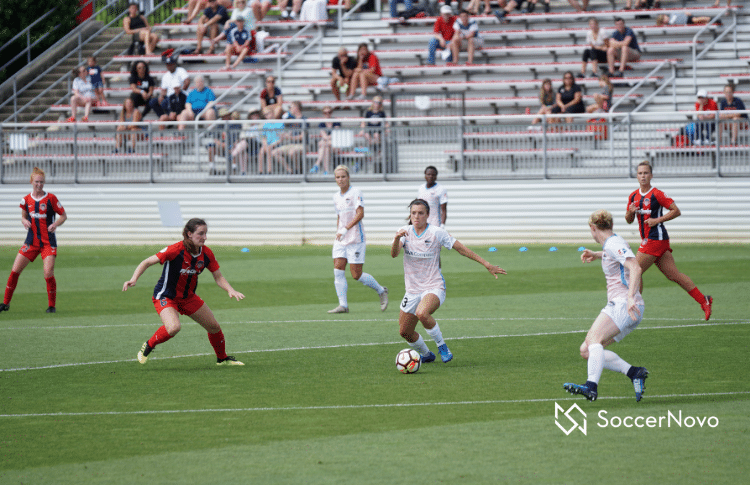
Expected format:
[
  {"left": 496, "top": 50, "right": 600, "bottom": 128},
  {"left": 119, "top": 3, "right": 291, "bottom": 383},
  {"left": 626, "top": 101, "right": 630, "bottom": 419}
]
[
  {"left": 603, "top": 349, "right": 631, "bottom": 375},
  {"left": 4, "top": 271, "right": 19, "bottom": 305},
  {"left": 425, "top": 322, "right": 445, "bottom": 347},
  {"left": 147, "top": 325, "right": 173, "bottom": 348},
  {"left": 45, "top": 276, "right": 56, "bottom": 308},
  {"left": 334, "top": 269, "right": 348, "bottom": 307},
  {"left": 207, "top": 330, "right": 227, "bottom": 360},
  {"left": 357, "top": 272, "right": 384, "bottom": 294},
  {"left": 408, "top": 333, "right": 430, "bottom": 355},
  {"left": 587, "top": 343, "right": 604, "bottom": 385},
  {"left": 688, "top": 287, "right": 706, "bottom": 305}
]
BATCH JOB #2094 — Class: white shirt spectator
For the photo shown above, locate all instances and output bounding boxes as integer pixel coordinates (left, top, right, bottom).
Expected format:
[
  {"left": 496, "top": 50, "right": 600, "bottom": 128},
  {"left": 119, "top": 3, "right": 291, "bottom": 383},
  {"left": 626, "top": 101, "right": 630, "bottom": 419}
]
[
  {"left": 161, "top": 67, "right": 189, "bottom": 97},
  {"left": 73, "top": 76, "right": 95, "bottom": 99},
  {"left": 585, "top": 27, "right": 608, "bottom": 48}
]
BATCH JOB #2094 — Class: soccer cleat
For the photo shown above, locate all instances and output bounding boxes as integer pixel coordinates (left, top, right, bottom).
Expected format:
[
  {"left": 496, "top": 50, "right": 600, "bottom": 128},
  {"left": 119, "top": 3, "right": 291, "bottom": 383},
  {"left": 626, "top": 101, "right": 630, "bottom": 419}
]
[
  {"left": 217, "top": 355, "right": 244, "bottom": 366},
  {"left": 563, "top": 382, "right": 598, "bottom": 401},
  {"left": 701, "top": 295, "right": 713, "bottom": 321},
  {"left": 437, "top": 343, "right": 453, "bottom": 363},
  {"left": 379, "top": 287, "right": 389, "bottom": 311},
  {"left": 0, "top": 303, "right": 9, "bottom": 313},
  {"left": 630, "top": 367, "right": 649, "bottom": 402},
  {"left": 327, "top": 305, "right": 349, "bottom": 314},
  {"left": 45, "top": 306, "right": 56, "bottom": 313},
  {"left": 137, "top": 341, "right": 153, "bottom": 364},
  {"left": 421, "top": 351, "right": 436, "bottom": 363}
]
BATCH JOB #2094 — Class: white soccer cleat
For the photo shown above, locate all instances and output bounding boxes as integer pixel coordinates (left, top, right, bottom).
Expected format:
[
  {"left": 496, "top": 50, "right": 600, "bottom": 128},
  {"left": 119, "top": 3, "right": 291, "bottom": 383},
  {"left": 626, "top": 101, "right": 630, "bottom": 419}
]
[
  {"left": 327, "top": 305, "right": 349, "bottom": 314},
  {"left": 379, "top": 287, "right": 389, "bottom": 311}
]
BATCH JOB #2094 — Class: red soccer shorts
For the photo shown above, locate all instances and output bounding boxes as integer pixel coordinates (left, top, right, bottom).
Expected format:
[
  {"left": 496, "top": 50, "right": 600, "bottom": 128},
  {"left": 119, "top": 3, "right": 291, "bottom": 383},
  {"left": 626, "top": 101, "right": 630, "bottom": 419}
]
[
  {"left": 152, "top": 294, "right": 205, "bottom": 316},
  {"left": 638, "top": 238, "right": 672, "bottom": 258},
  {"left": 19, "top": 244, "right": 57, "bottom": 262}
]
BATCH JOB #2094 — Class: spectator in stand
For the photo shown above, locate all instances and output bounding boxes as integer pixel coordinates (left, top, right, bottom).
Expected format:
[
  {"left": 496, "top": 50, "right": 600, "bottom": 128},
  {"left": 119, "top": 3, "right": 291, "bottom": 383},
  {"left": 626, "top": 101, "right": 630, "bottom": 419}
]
[
  {"left": 718, "top": 83, "right": 747, "bottom": 145},
  {"left": 87, "top": 56, "right": 106, "bottom": 106},
  {"left": 279, "top": 0, "right": 303, "bottom": 20},
  {"left": 222, "top": 16, "right": 256, "bottom": 69},
  {"left": 450, "top": 10, "right": 483, "bottom": 66},
  {"left": 129, "top": 61, "right": 155, "bottom": 118},
  {"left": 330, "top": 47, "right": 357, "bottom": 101},
  {"left": 714, "top": 0, "right": 732, "bottom": 7},
  {"left": 530, "top": 78, "right": 556, "bottom": 127},
  {"left": 158, "top": 81, "right": 187, "bottom": 129},
  {"left": 231, "top": 109, "right": 264, "bottom": 175},
  {"left": 579, "top": 18, "right": 608, "bottom": 79},
  {"left": 178, "top": 75, "right": 217, "bottom": 129},
  {"left": 273, "top": 101, "right": 307, "bottom": 174},
  {"left": 250, "top": 0, "right": 273, "bottom": 23},
  {"left": 67, "top": 66, "right": 96, "bottom": 123},
  {"left": 389, "top": 0, "right": 412, "bottom": 19},
  {"left": 115, "top": 98, "right": 143, "bottom": 153},
  {"left": 655, "top": 12, "right": 715, "bottom": 27},
  {"left": 427, "top": 5, "right": 456, "bottom": 66},
  {"left": 123, "top": 1, "right": 160, "bottom": 56},
  {"left": 587, "top": 73, "right": 613, "bottom": 114},
  {"left": 607, "top": 17, "right": 640, "bottom": 78},
  {"left": 185, "top": 0, "right": 232, "bottom": 24},
  {"left": 551, "top": 71, "right": 585, "bottom": 123},
  {"left": 361, "top": 95, "right": 387, "bottom": 150},
  {"left": 260, "top": 76, "right": 284, "bottom": 119},
  {"left": 348, "top": 43, "right": 382, "bottom": 100},
  {"left": 208, "top": 108, "right": 243, "bottom": 175},
  {"left": 566, "top": 0, "right": 589, "bottom": 12},
  {"left": 210, "top": 0, "right": 256, "bottom": 50},
  {"left": 149, "top": 54, "right": 190, "bottom": 120},
  {"left": 686, "top": 89, "right": 718, "bottom": 145},
  {"left": 310, "top": 106, "right": 342, "bottom": 174},
  {"left": 495, "top": 0, "right": 546, "bottom": 22},
  {"left": 259, "top": 111, "right": 284, "bottom": 174},
  {"left": 193, "top": 0, "right": 230, "bottom": 54}
]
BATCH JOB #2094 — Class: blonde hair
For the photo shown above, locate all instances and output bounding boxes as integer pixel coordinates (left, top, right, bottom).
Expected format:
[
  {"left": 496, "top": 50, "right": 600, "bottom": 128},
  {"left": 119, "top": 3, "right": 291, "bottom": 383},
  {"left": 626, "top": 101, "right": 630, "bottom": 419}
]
[
  {"left": 656, "top": 14, "right": 668, "bottom": 27},
  {"left": 333, "top": 164, "right": 350, "bottom": 176},
  {"left": 30, "top": 167, "right": 45, "bottom": 182},
  {"left": 589, "top": 210, "right": 613, "bottom": 230},
  {"left": 637, "top": 160, "right": 652, "bottom": 173}
]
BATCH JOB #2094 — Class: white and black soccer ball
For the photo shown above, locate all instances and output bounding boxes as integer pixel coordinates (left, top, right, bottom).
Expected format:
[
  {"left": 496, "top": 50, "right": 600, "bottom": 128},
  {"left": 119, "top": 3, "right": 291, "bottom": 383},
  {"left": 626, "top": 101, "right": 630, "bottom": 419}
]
[{"left": 395, "top": 348, "right": 421, "bottom": 374}]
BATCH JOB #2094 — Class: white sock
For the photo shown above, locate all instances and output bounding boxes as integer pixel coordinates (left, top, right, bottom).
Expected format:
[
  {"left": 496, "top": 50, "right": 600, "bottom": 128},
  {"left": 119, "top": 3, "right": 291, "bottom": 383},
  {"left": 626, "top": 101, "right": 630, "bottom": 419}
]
[
  {"left": 408, "top": 334, "right": 430, "bottom": 355},
  {"left": 425, "top": 323, "right": 445, "bottom": 347},
  {"left": 603, "top": 349, "right": 631, "bottom": 375},
  {"left": 357, "top": 272, "right": 384, "bottom": 294},
  {"left": 334, "top": 269, "right": 348, "bottom": 307},
  {"left": 587, "top": 343, "right": 604, "bottom": 384}
]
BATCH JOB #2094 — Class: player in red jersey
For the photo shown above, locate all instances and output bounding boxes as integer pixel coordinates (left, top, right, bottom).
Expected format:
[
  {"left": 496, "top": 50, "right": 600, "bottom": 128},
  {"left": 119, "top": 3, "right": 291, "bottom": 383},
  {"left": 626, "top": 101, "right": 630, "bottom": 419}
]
[
  {"left": 122, "top": 218, "right": 245, "bottom": 366},
  {"left": 625, "top": 161, "right": 712, "bottom": 320},
  {"left": 1, "top": 167, "right": 67, "bottom": 314}
]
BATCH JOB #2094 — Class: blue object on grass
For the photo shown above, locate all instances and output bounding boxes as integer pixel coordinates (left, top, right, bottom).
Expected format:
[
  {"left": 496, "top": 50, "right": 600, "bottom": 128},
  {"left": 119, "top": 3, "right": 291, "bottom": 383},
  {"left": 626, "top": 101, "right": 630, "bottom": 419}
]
[
  {"left": 578, "top": 246, "right": 586, "bottom": 252},
  {"left": 488, "top": 247, "right": 497, "bottom": 252},
  {"left": 241, "top": 248, "right": 249, "bottom": 253},
  {"left": 519, "top": 247, "right": 528, "bottom": 252},
  {"left": 549, "top": 247, "right": 558, "bottom": 252}
]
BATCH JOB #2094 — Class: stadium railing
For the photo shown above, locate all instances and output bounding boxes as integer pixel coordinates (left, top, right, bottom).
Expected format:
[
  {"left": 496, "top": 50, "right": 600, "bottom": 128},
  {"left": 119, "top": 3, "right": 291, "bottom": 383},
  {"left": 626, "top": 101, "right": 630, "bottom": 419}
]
[{"left": 1, "top": 111, "right": 748, "bottom": 184}]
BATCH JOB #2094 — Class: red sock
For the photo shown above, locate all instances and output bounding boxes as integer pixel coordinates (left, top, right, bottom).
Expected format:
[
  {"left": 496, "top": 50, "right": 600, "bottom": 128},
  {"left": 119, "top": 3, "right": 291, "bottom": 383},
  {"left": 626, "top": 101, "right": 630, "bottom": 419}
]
[
  {"left": 147, "top": 325, "right": 173, "bottom": 348},
  {"left": 45, "top": 276, "right": 56, "bottom": 308},
  {"left": 4, "top": 271, "right": 19, "bottom": 305},
  {"left": 207, "top": 330, "right": 227, "bottom": 360},
  {"left": 688, "top": 287, "right": 706, "bottom": 305}
]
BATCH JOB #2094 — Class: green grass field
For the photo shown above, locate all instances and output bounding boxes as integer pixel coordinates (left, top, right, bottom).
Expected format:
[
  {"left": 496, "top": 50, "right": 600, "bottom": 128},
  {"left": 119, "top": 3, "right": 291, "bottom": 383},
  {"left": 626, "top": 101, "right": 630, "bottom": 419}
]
[{"left": 1, "top": 243, "right": 748, "bottom": 484}]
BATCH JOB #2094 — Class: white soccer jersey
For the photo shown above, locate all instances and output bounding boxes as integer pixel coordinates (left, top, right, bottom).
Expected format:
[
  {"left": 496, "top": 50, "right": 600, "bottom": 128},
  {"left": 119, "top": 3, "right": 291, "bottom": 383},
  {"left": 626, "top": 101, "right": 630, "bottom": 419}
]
[
  {"left": 161, "top": 67, "right": 189, "bottom": 97},
  {"left": 601, "top": 234, "right": 644, "bottom": 306},
  {"left": 399, "top": 224, "right": 456, "bottom": 293},
  {"left": 334, "top": 187, "right": 365, "bottom": 245},
  {"left": 417, "top": 182, "right": 448, "bottom": 227}
]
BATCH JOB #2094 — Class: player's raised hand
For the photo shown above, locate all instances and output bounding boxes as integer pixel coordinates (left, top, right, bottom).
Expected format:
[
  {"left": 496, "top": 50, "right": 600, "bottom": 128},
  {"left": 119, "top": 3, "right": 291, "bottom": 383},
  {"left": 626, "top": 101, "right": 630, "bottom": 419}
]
[{"left": 486, "top": 264, "right": 506, "bottom": 279}]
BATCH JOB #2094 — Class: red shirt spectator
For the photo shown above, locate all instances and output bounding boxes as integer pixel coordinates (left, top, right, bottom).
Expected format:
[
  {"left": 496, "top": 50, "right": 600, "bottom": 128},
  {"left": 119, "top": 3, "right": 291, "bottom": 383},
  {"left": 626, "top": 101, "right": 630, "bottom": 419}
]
[{"left": 434, "top": 14, "right": 457, "bottom": 41}]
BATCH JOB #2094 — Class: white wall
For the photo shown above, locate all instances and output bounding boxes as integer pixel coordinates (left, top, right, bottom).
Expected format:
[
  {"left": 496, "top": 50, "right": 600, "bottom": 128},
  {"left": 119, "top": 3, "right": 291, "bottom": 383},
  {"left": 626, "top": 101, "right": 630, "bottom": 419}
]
[{"left": 1, "top": 178, "right": 748, "bottom": 247}]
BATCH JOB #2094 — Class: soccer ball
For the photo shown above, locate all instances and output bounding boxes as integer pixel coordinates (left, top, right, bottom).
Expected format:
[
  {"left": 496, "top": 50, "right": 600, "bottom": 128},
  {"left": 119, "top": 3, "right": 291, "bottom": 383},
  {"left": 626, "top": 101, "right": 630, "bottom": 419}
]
[{"left": 395, "top": 348, "right": 421, "bottom": 374}]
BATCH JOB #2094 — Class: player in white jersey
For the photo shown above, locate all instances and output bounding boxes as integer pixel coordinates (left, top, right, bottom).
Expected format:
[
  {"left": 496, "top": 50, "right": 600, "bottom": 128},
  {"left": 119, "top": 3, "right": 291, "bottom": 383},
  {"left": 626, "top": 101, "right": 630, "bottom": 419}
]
[
  {"left": 390, "top": 199, "right": 506, "bottom": 363},
  {"left": 417, "top": 166, "right": 447, "bottom": 228},
  {"left": 564, "top": 209, "right": 649, "bottom": 402},
  {"left": 328, "top": 165, "right": 389, "bottom": 314}
]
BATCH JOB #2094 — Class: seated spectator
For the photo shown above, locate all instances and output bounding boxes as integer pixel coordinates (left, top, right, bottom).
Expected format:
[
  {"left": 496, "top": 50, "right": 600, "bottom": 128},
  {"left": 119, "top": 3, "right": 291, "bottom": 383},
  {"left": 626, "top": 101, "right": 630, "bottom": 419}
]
[
  {"left": 550, "top": 71, "right": 585, "bottom": 123},
  {"left": 178, "top": 75, "right": 217, "bottom": 128},
  {"left": 148, "top": 54, "right": 190, "bottom": 120},
  {"left": 586, "top": 73, "right": 613, "bottom": 113},
  {"left": 450, "top": 10, "right": 483, "bottom": 66},
  {"left": 310, "top": 106, "right": 341, "bottom": 174},
  {"left": 360, "top": 96, "right": 386, "bottom": 149},
  {"left": 87, "top": 56, "right": 106, "bottom": 106},
  {"left": 273, "top": 101, "right": 307, "bottom": 174},
  {"left": 223, "top": 16, "right": 256, "bottom": 69},
  {"left": 209, "top": 1, "right": 257, "bottom": 54},
  {"left": 250, "top": 0, "right": 273, "bottom": 23},
  {"left": 390, "top": 0, "right": 413, "bottom": 19},
  {"left": 685, "top": 89, "right": 718, "bottom": 145},
  {"left": 607, "top": 17, "right": 640, "bottom": 78},
  {"left": 186, "top": 0, "right": 232, "bottom": 24},
  {"left": 579, "top": 18, "right": 608, "bottom": 79},
  {"left": 129, "top": 61, "right": 155, "bottom": 118},
  {"left": 330, "top": 47, "right": 357, "bottom": 101},
  {"left": 193, "top": 0, "right": 230, "bottom": 54},
  {"left": 123, "top": 1, "right": 159, "bottom": 56},
  {"left": 260, "top": 76, "right": 284, "bottom": 119},
  {"left": 67, "top": 66, "right": 96, "bottom": 123},
  {"left": 466, "top": 0, "right": 489, "bottom": 15},
  {"left": 566, "top": 0, "right": 589, "bottom": 12},
  {"left": 718, "top": 83, "right": 747, "bottom": 145},
  {"left": 115, "top": 97, "right": 143, "bottom": 153},
  {"left": 279, "top": 0, "right": 303, "bottom": 20},
  {"left": 208, "top": 108, "right": 243, "bottom": 174},
  {"left": 530, "top": 78, "right": 555, "bottom": 127},
  {"left": 493, "top": 0, "right": 523, "bottom": 21},
  {"left": 158, "top": 81, "right": 187, "bottom": 129},
  {"left": 714, "top": 0, "right": 732, "bottom": 7},
  {"left": 656, "top": 12, "right": 715, "bottom": 27},
  {"left": 348, "top": 43, "right": 382, "bottom": 100},
  {"left": 231, "top": 109, "right": 264, "bottom": 175},
  {"left": 427, "top": 5, "right": 456, "bottom": 66},
  {"left": 259, "top": 111, "right": 284, "bottom": 174}
]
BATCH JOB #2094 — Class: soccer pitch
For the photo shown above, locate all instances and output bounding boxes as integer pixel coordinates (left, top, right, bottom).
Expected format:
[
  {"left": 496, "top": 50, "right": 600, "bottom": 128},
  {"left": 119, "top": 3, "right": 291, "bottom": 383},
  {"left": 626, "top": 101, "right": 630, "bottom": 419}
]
[{"left": 1, "top": 244, "right": 748, "bottom": 484}]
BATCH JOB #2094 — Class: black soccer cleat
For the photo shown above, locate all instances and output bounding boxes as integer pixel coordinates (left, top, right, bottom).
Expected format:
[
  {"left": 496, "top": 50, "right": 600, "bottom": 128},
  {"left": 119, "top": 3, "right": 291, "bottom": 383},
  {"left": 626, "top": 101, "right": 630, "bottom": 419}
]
[
  {"left": 0, "top": 303, "right": 9, "bottom": 313},
  {"left": 45, "top": 306, "right": 56, "bottom": 313}
]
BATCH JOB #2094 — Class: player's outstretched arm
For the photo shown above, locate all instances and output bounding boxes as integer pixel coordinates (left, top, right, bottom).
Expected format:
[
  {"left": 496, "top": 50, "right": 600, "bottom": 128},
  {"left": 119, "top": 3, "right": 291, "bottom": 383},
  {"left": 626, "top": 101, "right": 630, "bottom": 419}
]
[
  {"left": 453, "top": 240, "right": 506, "bottom": 279},
  {"left": 212, "top": 269, "right": 245, "bottom": 301},
  {"left": 122, "top": 255, "right": 160, "bottom": 291},
  {"left": 580, "top": 249, "right": 603, "bottom": 263}
]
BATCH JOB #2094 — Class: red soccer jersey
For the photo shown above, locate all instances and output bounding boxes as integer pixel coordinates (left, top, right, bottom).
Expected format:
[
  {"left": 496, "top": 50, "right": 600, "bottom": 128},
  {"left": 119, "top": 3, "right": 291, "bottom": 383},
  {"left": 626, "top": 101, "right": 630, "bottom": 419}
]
[
  {"left": 434, "top": 16, "right": 456, "bottom": 41},
  {"left": 627, "top": 187, "right": 675, "bottom": 241},
  {"left": 20, "top": 192, "right": 65, "bottom": 248},
  {"left": 362, "top": 53, "right": 382, "bottom": 77},
  {"left": 153, "top": 242, "right": 220, "bottom": 300}
]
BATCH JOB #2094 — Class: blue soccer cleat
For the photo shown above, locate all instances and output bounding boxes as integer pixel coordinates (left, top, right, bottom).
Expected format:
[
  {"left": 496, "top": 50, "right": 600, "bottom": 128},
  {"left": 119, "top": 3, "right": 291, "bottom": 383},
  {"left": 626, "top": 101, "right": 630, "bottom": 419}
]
[
  {"left": 630, "top": 367, "right": 649, "bottom": 402},
  {"left": 421, "top": 351, "right": 436, "bottom": 363},
  {"left": 437, "top": 344, "right": 453, "bottom": 363},
  {"left": 563, "top": 382, "right": 598, "bottom": 401}
]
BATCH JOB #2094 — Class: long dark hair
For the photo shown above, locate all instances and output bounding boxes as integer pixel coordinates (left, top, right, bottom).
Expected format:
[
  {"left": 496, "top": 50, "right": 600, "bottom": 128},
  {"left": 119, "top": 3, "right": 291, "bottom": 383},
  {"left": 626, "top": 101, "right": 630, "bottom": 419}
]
[
  {"left": 130, "top": 60, "right": 150, "bottom": 80},
  {"left": 182, "top": 218, "right": 207, "bottom": 253},
  {"left": 406, "top": 198, "right": 430, "bottom": 224}
]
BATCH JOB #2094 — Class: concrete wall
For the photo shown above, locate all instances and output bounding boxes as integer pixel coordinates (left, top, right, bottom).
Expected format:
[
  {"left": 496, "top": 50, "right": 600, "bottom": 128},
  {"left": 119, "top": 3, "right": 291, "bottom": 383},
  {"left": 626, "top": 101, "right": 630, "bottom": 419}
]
[{"left": 1, "top": 178, "right": 748, "bottom": 247}]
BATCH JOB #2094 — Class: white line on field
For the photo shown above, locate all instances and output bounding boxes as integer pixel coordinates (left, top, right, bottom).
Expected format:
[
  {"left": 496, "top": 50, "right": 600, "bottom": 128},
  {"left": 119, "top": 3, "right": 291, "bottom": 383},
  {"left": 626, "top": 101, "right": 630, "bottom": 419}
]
[
  {"left": 1, "top": 391, "right": 748, "bottom": 418},
  {"left": 1, "top": 320, "right": 747, "bottom": 373}
]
